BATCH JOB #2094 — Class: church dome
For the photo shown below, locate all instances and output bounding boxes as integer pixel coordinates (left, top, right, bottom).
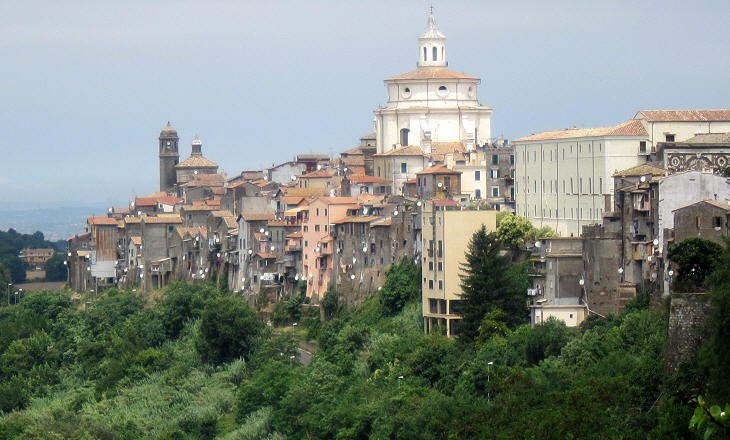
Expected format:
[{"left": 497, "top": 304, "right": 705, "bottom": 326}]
[{"left": 420, "top": 14, "right": 445, "bottom": 40}]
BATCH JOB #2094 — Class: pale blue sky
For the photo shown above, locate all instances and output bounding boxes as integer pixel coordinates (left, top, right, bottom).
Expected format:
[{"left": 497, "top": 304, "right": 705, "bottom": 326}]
[{"left": 1, "top": 0, "right": 729, "bottom": 209}]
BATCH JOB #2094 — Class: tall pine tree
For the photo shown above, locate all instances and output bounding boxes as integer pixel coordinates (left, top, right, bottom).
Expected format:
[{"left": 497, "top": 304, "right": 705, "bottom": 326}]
[{"left": 458, "top": 225, "right": 528, "bottom": 342}]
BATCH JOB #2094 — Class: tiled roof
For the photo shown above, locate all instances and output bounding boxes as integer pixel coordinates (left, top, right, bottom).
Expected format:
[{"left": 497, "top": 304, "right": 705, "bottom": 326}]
[
  {"left": 318, "top": 196, "right": 359, "bottom": 204},
  {"left": 87, "top": 216, "right": 118, "bottom": 226},
  {"left": 211, "top": 210, "right": 235, "bottom": 218},
  {"left": 613, "top": 164, "right": 667, "bottom": 177},
  {"left": 361, "top": 132, "right": 376, "bottom": 140},
  {"left": 241, "top": 212, "right": 275, "bottom": 221},
  {"left": 680, "top": 133, "right": 730, "bottom": 144},
  {"left": 256, "top": 252, "right": 277, "bottom": 259},
  {"left": 417, "top": 163, "right": 461, "bottom": 175},
  {"left": 142, "top": 214, "right": 182, "bottom": 224},
  {"left": 67, "top": 232, "right": 91, "bottom": 241},
  {"left": 634, "top": 110, "right": 730, "bottom": 122},
  {"left": 124, "top": 216, "right": 142, "bottom": 224},
  {"left": 135, "top": 196, "right": 182, "bottom": 207},
  {"left": 371, "top": 218, "right": 392, "bottom": 227},
  {"left": 347, "top": 166, "right": 366, "bottom": 175},
  {"left": 341, "top": 146, "right": 365, "bottom": 155},
  {"left": 349, "top": 175, "right": 388, "bottom": 183},
  {"left": 514, "top": 119, "right": 648, "bottom": 142},
  {"left": 281, "top": 187, "right": 327, "bottom": 197},
  {"left": 130, "top": 236, "right": 142, "bottom": 245},
  {"left": 431, "top": 142, "right": 465, "bottom": 155},
  {"left": 182, "top": 205, "right": 217, "bottom": 212},
  {"left": 282, "top": 196, "right": 305, "bottom": 205},
  {"left": 702, "top": 200, "right": 730, "bottom": 211},
  {"left": 300, "top": 170, "right": 333, "bottom": 178},
  {"left": 297, "top": 154, "right": 330, "bottom": 161},
  {"left": 223, "top": 217, "right": 238, "bottom": 229},
  {"left": 331, "top": 215, "right": 382, "bottom": 224},
  {"left": 432, "top": 198, "right": 458, "bottom": 207},
  {"left": 386, "top": 68, "right": 479, "bottom": 81},
  {"left": 184, "top": 173, "right": 226, "bottom": 187},
  {"left": 176, "top": 156, "right": 218, "bottom": 168},
  {"left": 374, "top": 145, "right": 424, "bottom": 157},
  {"left": 403, "top": 178, "right": 417, "bottom": 184},
  {"left": 286, "top": 231, "right": 303, "bottom": 238}
]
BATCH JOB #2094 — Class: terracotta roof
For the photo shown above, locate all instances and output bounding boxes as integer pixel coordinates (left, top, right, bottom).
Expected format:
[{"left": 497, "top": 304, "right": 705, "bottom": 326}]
[
  {"left": 403, "top": 178, "right": 417, "bottom": 184},
  {"left": 348, "top": 166, "right": 366, "bottom": 175},
  {"left": 431, "top": 142, "right": 465, "bottom": 155},
  {"left": 701, "top": 200, "right": 730, "bottom": 211},
  {"left": 341, "top": 156, "right": 366, "bottom": 166},
  {"left": 679, "top": 133, "right": 730, "bottom": 144},
  {"left": 130, "top": 236, "right": 142, "bottom": 245},
  {"left": 317, "top": 196, "right": 359, "bottom": 204},
  {"left": 300, "top": 170, "right": 333, "bottom": 178},
  {"left": 370, "top": 218, "right": 392, "bottom": 227},
  {"left": 281, "top": 187, "right": 327, "bottom": 197},
  {"left": 134, "top": 196, "right": 182, "bottom": 207},
  {"left": 514, "top": 119, "right": 648, "bottom": 142},
  {"left": 211, "top": 187, "right": 226, "bottom": 195},
  {"left": 282, "top": 196, "right": 305, "bottom": 205},
  {"left": 124, "top": 216, "right": 142, "bottom": 224},
  {"left": 361, "top": 132, "right": 376, "bottom": 140},
  {"left": 142, "top": 214, "right": 182, "bottom": 224},
  {"left": 286, "top": 231, "right": 303, "bottom": 238},
  {"left": 256, "top": 252, "right": 277, "bottom": 259},
  {"left": 432, "top": 199, "right": 458, "bottom": 207},
  {"left": 254, "top": 232, "right": 267, "bottom": 241},
  {"left": 224, "top": 217, "right": 238, "bottom": 229},
  {"left": 417, "top": 163, "right": 461, "bottom": 175},
  {"left": 182, "top": 205, "right": 217, "bottom": 212},
  {"left": 176, "top": 156, "right": 218, "bottom": 169},
  {"left": 386, "top": 68, "right": 479, "bottom": 81},
  {"left": 635, "top": 110, "right": 730, "bottom": 122},
  {"left": 211, "top": 210, "right": 235, "bottom": 218},
  {"left": 349, "top": 175, "right": 388, "bottom": 184},
  {"left": 613, "top": 164, "right": 667, "bottom": 177},
  {"left": 192, "top": 199, "right": 221, "bottom": 207},
  {"left": 341, "top": 146, "right": 365, "bottom": 155},
  {"left": 87, "top": 216, "right": 118, "bottom": 226},
  {"left": 331, "top": 215, "right": 382, "bottom": 224},
  {"left": 241, "top": 212, "right": 275, "bottom": 221},
  {"left": 297, "top": 154, "right": 330, "bottom": 161},
  {"left": 374, "top": 145, "right": 424, "bottom": 157},
  {"left": 357, "top": 193, "right": 385, "bottom": 204},
  {"left": 67, "top": 232, "right": 91, "bottom": 241}
]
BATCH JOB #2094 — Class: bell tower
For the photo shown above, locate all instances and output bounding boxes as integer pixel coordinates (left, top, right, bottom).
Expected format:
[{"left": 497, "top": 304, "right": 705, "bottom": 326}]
[
  {"left": 417, "top": 9, "right": 447, "bottom": 68},
  {"left": 159, "top": 122, "right": 179, "bottom": 193}
]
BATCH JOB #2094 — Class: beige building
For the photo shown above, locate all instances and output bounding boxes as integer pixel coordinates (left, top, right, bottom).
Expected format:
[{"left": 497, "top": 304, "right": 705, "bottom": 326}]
[{"left": 421, "top": 200, "right": 496, "bottom": 337}]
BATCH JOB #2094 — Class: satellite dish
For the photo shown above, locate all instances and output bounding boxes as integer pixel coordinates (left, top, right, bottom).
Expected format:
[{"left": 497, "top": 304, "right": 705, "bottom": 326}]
[
  {"left": 417, "top": 201, "right": 422, "bottom": 207},
  {"left": 437, "top": 182, "right": 443, "bottom": 188},
  {"left": 393, "top": 210, "right": 398, "bottom": 216},
  {"left": 640, "top": 175, "right": 646, "bottom": 182},
  {"left": 330, "top": 189, "right": 336, "bottom": 197},
  {"left": 535, "top": 241, "right": 542, "bottom": 248}
]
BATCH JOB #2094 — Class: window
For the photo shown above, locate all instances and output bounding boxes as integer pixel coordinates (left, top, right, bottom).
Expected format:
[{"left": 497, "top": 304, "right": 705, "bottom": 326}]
[
  {"left": 639, "top": 141, "right": 647, "bottom": 153},
  {"left": 492, "top": 187, "right": 499, "bottom": 197},
  {"left": 492, "top": 154, "right": 499, "bottom": 165},
  {"left": 316, "top": 208, "right": 320, "bottom": 216},
  {"left": 715, "top": 216, "right": 723, "bottom": 229},
  {"left": 475, "top": 188, "right": 481, "bottom": 199},
  {"left": 438, "top": 280, "right": 443, "bottom": 290},
  {"left": 666, "top": 134, "right": 675, "bottom": 142},
  {"left": 324, "top": 209, "right": 328, "bottom": 216},
  {"left": 475, "top": 170, "right": 481, "bottom": 181},
  {"left": 303, "top": 225, "right": 308, "bottom": 232},
  {"left": 510, "top": 187, "right": 515, "bottom": 200},
  {"left": 491, "top": 169, "right": 499, "bottom": 178},
  {"left": 324, "top": 225, "right": 328, "bottom": 232},
  {"left": 423, "top": 47, "right": 427, "bottom": 62},
  {"left": 429, "top": 298, "right": 438, "bottom": 313},
  {"left": 438, "top": 262, "right": 442, "bottom": 271},
  {"left": 438, "top": 240, "right": 443, "bottom": 258},
  {"left": 401, "top": 162, "right": 407, "bottom": 173},
  {"left": 433, "top": 46, "right": 438, "bottom": 61},
  {"left": 400, "top": 129, "right": 409, "bottom": 146},
  {"left": 510, "top": 155, "right": 515, "bottom": 165},
  {"left": 429, "top": 261, "right": 433, "bottom": 271},
  {"left": 429, "top": 280, "right": 434, "bottom": 289},
  {"left": 315, "top": 225, "right": 320, "bottom": 232}
]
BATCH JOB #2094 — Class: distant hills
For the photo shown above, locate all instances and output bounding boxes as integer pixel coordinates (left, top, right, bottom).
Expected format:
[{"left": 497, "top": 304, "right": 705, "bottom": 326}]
[{"left": 0, "top": 204, "right": 109, "bottom": 241}]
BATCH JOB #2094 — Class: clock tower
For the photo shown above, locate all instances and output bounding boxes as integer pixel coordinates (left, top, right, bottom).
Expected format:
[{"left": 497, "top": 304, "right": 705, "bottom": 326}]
[{"left": 159, "top": 122, "right": 179, "bottom": 193}]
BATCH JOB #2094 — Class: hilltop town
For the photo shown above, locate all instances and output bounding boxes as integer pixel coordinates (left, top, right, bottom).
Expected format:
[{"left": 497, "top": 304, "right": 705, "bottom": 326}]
[{"left": 65, "top": 13, "right": 730, "bottom": 338}]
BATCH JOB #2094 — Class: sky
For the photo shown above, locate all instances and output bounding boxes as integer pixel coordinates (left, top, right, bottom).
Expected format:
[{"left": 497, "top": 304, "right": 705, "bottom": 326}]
[{"left": 1, "top": 0, "right": 729, "bottom": 209}]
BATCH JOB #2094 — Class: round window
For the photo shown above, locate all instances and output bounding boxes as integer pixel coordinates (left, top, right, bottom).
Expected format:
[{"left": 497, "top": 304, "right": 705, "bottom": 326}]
[
  {"left": 401, "top": 87, "right": 412, "bottom": 99},
  {"left": 437, "top": 85, "right": 448, "bottom": 97}
]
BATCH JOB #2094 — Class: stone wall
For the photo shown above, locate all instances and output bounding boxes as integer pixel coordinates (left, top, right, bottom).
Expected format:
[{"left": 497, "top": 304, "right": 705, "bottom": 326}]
[{"left": 665, "top": 292, "right": 711, "bottom": 375}]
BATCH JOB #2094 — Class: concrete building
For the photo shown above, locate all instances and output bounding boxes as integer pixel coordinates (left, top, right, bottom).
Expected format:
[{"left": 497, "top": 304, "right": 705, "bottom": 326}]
[
  {"left": 453, "top": 141, "right": 515, "bottom": 209},
  {"left": 374, "top": 12, "right": 492, "bottom": 154},
  {"left": 633, "top": 110, "right": 730, "bottom": 148},
  {"left": 527, "top": 237, "right": 586, "bottom": 327},
  {"left": 673, "top": 200, "right": 730, "bottom": 245},
  {"left": 19, "top": 248, "right": 54, "bottom": 268},
  {"left": 421, "top": 200, "right": 496, "bottom": 337},
  {"left": 373, "top": 145, "right": 429, "bottom": 195},
  {"left": 416, "top": 163, "right": 462, "bottom": 200},
  {"left": 514, "top": 119, "right": 649, "bottom": 237}
]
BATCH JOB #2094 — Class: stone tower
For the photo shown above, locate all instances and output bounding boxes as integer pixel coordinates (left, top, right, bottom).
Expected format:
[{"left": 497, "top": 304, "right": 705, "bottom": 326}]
[{"left": 159, "top": 122, "right": 179, "bottom": 193}]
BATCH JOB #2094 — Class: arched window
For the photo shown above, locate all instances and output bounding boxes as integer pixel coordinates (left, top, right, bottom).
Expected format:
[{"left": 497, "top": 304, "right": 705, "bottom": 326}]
[
  {"left": 423, "top": 47, "right": 427, "bottom": 62},
  {"left": 433, "top": 47, "right": 438, "bottom": 61},
  {"left": 400, "top": 128, "right": 409, "bottom": 146}
]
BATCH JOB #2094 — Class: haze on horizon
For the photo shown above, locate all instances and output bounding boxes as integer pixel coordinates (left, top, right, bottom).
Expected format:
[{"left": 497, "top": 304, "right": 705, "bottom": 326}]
[{"left": 1, "top": 0, "right": 729, "bottom": 209}]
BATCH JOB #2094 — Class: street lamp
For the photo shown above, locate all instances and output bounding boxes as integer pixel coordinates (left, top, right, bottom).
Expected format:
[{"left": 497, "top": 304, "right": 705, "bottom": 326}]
[{"left": 487, "top": 361, "right": 494, "bottom": 401}]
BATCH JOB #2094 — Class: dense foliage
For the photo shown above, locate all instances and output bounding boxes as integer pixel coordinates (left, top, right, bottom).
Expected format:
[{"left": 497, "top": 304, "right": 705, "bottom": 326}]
[
  {"left": 496, "top": 212, "right": 557, "bottom": 245},
  {"left": 668, "top": 237, "right": 723, "bottom": 291},
  {"left": 3, "top": 242, "right": 730, "bottom": 438}
]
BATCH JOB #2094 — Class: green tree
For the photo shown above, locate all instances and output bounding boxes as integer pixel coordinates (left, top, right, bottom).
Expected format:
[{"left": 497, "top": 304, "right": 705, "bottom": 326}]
[
  {"left": 0, "top": 263, "right": 10, "bottom": 305},
  {"left": 0, "top": 256, "right": 26, "bottom": 284},
  {"left": 44, "top": 253, "right": 67, "bottom": 281},
  {"left": 320, "top": 286, "right": 340, "bottom": 320},
  {"left": 496, "top": 213, "right": 534, "bottom": 245},
  {"left": 459, "top": 226, "right": 529, "bottom": 342},
  {"left": 379, "top": 259, "right": 421, "bottom": 316},
  {"left": 667, "top": 237, "right": 723, "bottom": 291},
  {"left": 196, "top": 296, "right": 265, "bottom": 364}
]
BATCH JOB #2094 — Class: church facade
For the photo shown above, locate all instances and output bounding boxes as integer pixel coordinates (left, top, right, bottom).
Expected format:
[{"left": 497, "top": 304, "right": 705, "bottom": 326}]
[{"left": 373, "top": 13, "right": 493, "bottom": 154}]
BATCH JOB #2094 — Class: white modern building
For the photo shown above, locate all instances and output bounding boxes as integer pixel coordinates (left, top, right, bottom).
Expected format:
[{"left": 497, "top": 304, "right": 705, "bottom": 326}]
[
  {"left": 514, "top": 110, "right": 730, "bottom": 237},
  {"left": 373, "top": 12, "right": 493, "bottom": 155}
]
